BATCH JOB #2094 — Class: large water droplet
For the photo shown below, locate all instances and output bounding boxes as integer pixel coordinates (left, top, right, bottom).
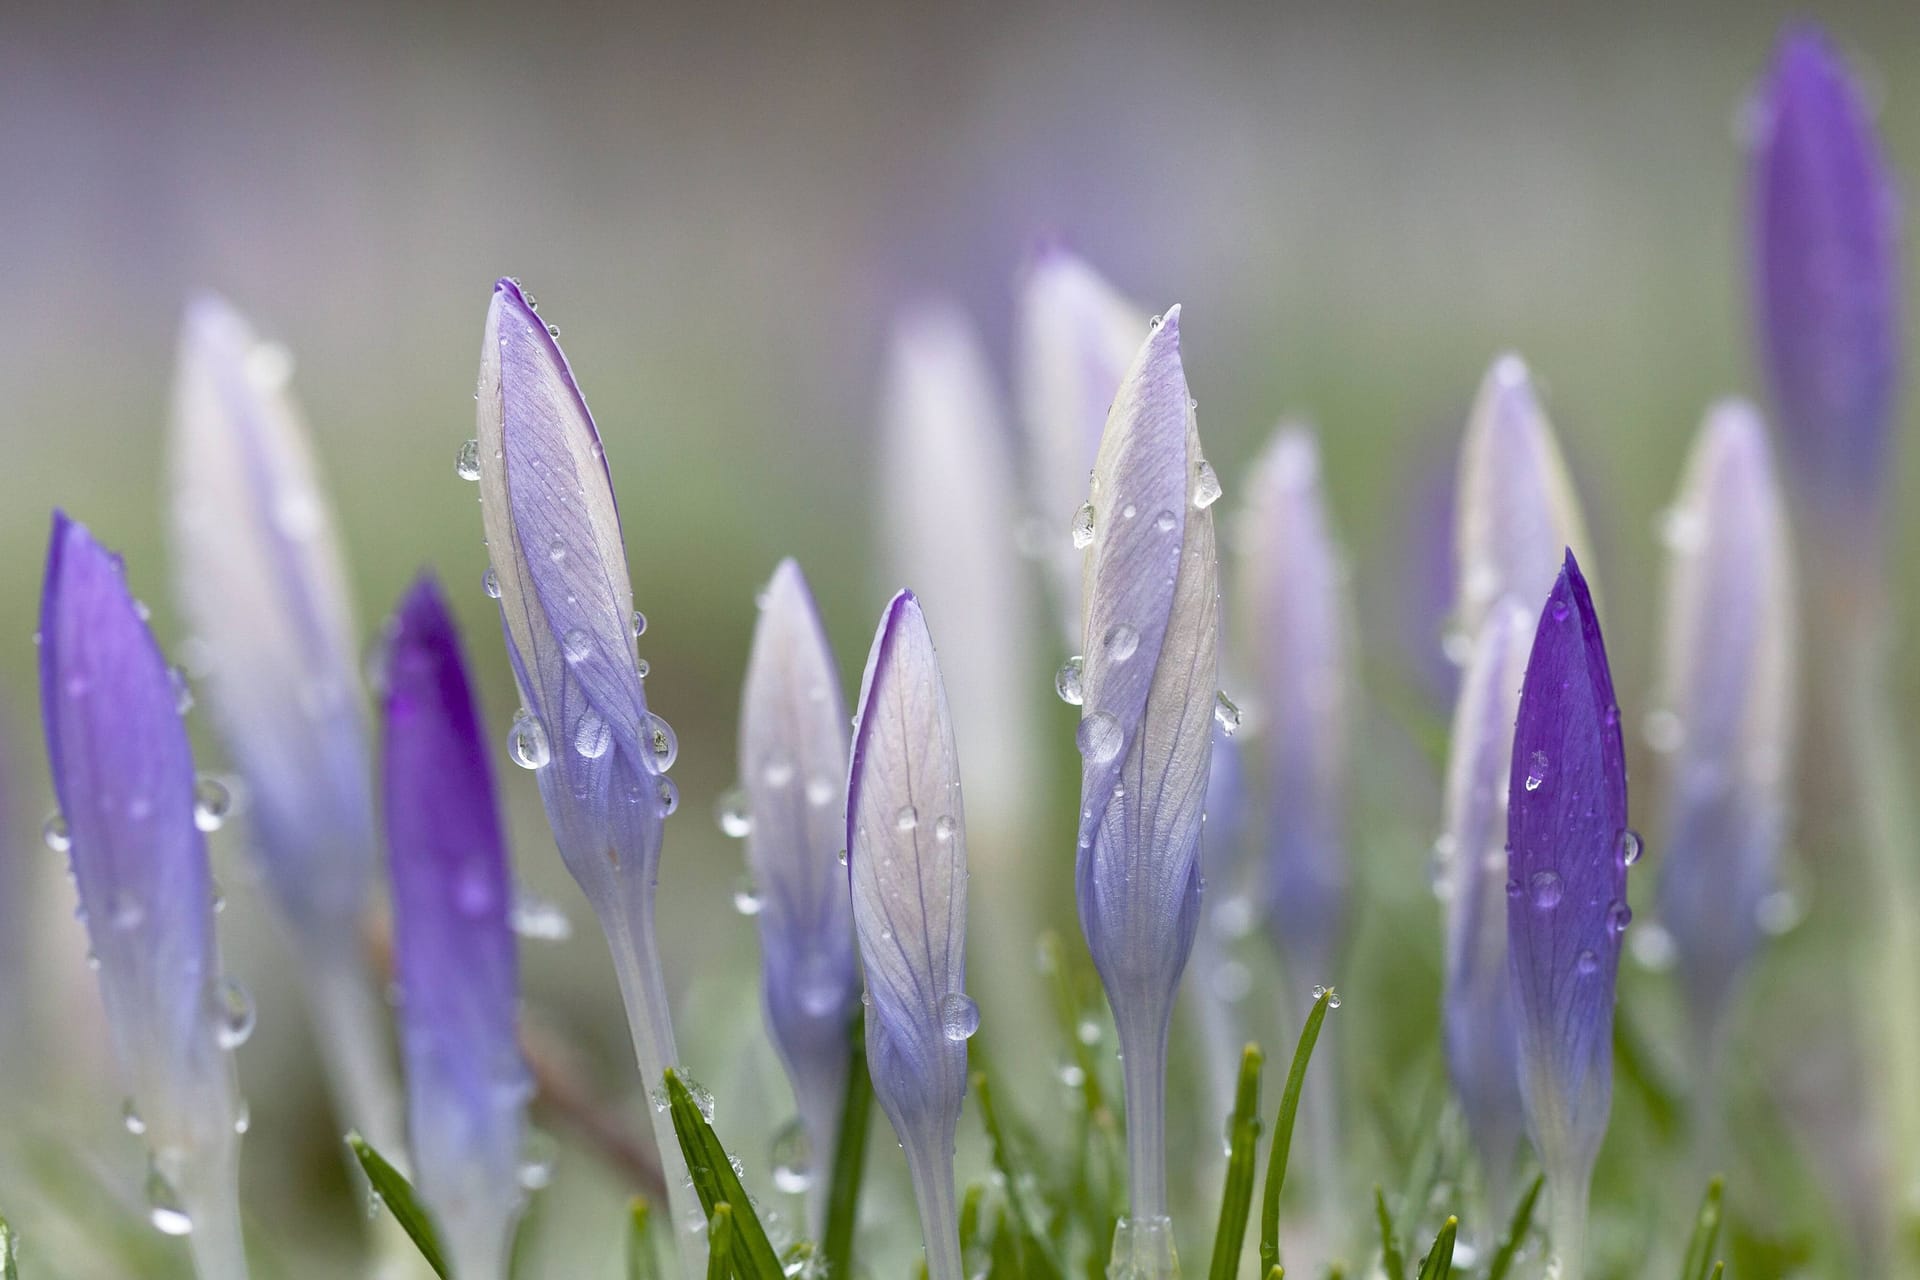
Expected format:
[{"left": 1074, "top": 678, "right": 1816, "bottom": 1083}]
[
  {"left": 939, "top": 992, "right": 981, "bottom": 1041},
  {"left": 1192, "top": 459, "right": 1223, "bottom": 509},
  {"left": 1213, "top": 691, "right": 1242, "bottom": 737},
  {"left": 1103, "top": 623, "right": 1140, "bottom": 662},
  {"left": 631, "top": 610, "right": 648, "bottom": 638},
  {"left": 193, "top": 776, "right": 233, "bottom": 832},
  {"left": 895, "top": 805, "right": 918, "bottom": 832},
  {"left": 644, "top": 713, "right": 678, "bottom": 771},
  {"left": 1055, "top": 655, "right": 1085, "bottom": 706},
  {"left": 574, "top": 708, "right": 613, "bottom": 759},
  {"left": 1310, "top": 984, "right": 1343, "bottom": 1010},
  {"left": 1070, "top": 502, "right": 1097, "bottom": 549},
  {"left": 42, "top": 813, "right": 70, "bottom": 854},
  {"left": 1528, "top": 870, "right": 1563, "bottom": 909},
  {"left": 146, "top": 1164, "right": 194, "bottom": 1236},
  {"left": 212, "top": 976, "right": 256, "bottom": 1049},
  {"left": 804, "top": 776, "right": 836, "bottom": 808},
  {"left": 716, "top": 788, "right": 752, "bottom": 838},
  {"left": 1606, "top": 899, "right": 1633, "bottom": 937},
  {"left": 1524, "top": 750, "right": 1549, "bottom": 792},
  {"left": 562, "top": 628, "right": 593, "bottom": 663},
  {"left": 483, "top": 566, "right": 502, "bottom": 599},
  {"left": 1076, "top": 711, "right": 1123, "bottom": 762},
  {"left": 455, "top": 437, "right": 482, "bottom": 481},
  {"left": 1575, "top": 949, "right": 1600, "bottom": 976},
  {"left": 655, "top": 777, "right": 681, "bottom": 817},
  {"left": 933, "top": 814, "right": 957, "bottom": 842},
  {"left": 1618, "top": 828, "right": 1643, "bottom": 867},
  {"left": 508, "top": 709, "right": 551, "bottom": 769}
]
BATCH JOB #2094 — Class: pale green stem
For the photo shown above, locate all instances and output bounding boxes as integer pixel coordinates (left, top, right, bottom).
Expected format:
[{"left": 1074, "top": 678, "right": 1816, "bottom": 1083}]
[
  {"left": 1118, "top": 1011, "right": 1172, "bottom": 1224},
  {"left": 446, "top": 1220, "right": 515, "bottom": 1280},
  {"left": 902, "top": 1132, "right": 963, "bottom": 1280},
  {"left": 1545, "top": 1169, "right": 1591, "bottom": 1280},
  {"left": 179, "top": 1143, "right": 248, "bottom": 1280}
]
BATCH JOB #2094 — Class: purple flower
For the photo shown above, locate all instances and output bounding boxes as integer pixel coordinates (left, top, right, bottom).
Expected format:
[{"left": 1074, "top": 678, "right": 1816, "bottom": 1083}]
[
  {"left": 168, "top": 293, "right": 402, "bottom": 1155},
  {"left": 1750, "top": 23, "right": 1902, "bottom": 548},
  {"left": 39, "top": 512, "right": 248, "bottom": 1278},
  {"left": 1651, "top": 402, "right": 1796, "bottom": 1044},
  {"left": 1014, "top": 247, "right": 1147, "bottom": 644},
  {"left": 382, "top": 576, "right": 531, "bottom": 1280},
  {"left": 1072, "top": 307, "right": 1219, "bottom": 1231},
  {"left": 1438, "top": 599, "right": 1533, "bottom": 1215},
  {"left": 1506, "top": 550, "right": 1628, "bottom": 1278},
  {"left": 473, "top": 278, "right": 698, "bottom": 1267},
  {"left": 1236, "top": 426, "right": 1352, "bottom": 985},
  {"left": 739, "top": 559, "right": 860, "bottom": 1229},
  {"left": 847, "top": 590, "right": 971, "bottom": 1280}
]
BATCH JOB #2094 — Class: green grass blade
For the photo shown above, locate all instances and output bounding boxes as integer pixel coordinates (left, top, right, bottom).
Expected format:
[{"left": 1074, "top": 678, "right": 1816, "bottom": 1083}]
[
  {"left": 664, "top": 1069, "right": 785, "bottom": 1280},
  {"left": 0, "top": 1211, "right": 17, "bottom": 1280},
  {"left": 1706, "top": 1264, "right": 1724, "bottom": 1279},
  {"left": 822, "top": 1020, "right": 875, "bottom": 1280},
  {"left": 1374, "top": 1185, "right": 1406, "bottom": 1280},
  {"left": 1208, "top": 1044, "right": 1265, "bottom": 1280},
  {"left": 1484, "top": 1174, "right": 1543, "bottom": 1280},
  {"left": 974, "top": 1071, "right": 1066, "bottom": 1280},
  {"left": 707, "top": 1205, "right": 735, "bottom": 1280},
  {"left": 1258, "top": 987, "right": 1334, "bottom": 1273},
  {"left": 628, "top": 1197, "right": 661, "bottom": 1280},
  {"left": 988, "top": 1207, "right": 1021, "bottom": 1280},
  {"left": 958, "top": 1183, "right": 985, "bottom": 1263},
  {"left": 1679, "top": 1177, "right": 1724, "bottom": 1280},
  {"left": 347, "top": 1133, "right": 450, "bottom": 1279},
  {"left": 1414, "top": 1217, "right": 1457, "bottom": 1280}
]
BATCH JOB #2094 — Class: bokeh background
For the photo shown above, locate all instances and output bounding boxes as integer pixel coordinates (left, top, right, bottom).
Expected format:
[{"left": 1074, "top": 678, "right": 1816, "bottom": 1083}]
[{"left": 3, "top": 2, "right": 1918, "bottom": 1276}]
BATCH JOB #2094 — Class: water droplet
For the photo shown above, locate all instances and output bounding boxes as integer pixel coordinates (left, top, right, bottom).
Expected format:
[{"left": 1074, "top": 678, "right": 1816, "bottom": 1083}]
[
  {"left": 1192, "top": 458, "right": 1223, "bottom": 509},
  {"left": 1575, "top": 949, "right": 1600, "bottom": 976},
  {"left": 1607, "top": 899, "right": 1633, "bottom": 936},
  {"left": 631, "top": 610, "right": 648, "bottom": 638},
  {"left": 895, "top": 805, "right": 918, "bottom": 832},
  {"left": 1057, "top": 1061, "right": 1087, "bottom": 1089},
  {"left": 455, "top": 437, "right": 482, "bottom": 481},
  {"left": 562, "top": 628, "right": 593, "bottom": 662},
  {"left": 1076, "top": 711, "right": 1123, "bottom": 762},
  {"left": 511, "top": 889, "right": 573, "bottom": 941},
  {"left": 731, "top": 878, "right": 764, "bottom": 916},
  {"left": 1550, "top": 598, "right": 1570, "bottom": 623},
  {"left": 656, "top": 777, "right": 681, "bottom": 817},
  {"left": 636, "top": 657, "right": 651, "bottom": 678},
  {"left": 1618, "top": 828, "right": 1643, "bottom": 867},
  {"left": 546, "top": 322, "right": 562, "bottom": 338},
  {"left": 716, "top": 788, "right": 752, "bottom": 838},
  {"left": 193, "top": 776, "right": 233, "bottom": 832},
  {"left": 122, "top": 1098, "right": 146, "bottom": 1135},
  {"left": 836, "top": 849, "right": 849, "bottom": 868},
  {"left": 1310, "top": 984, "right": 1342, "bottom": 1010},
  {"left": 1154, "top": 509, "right": 1177, "bottom": 532},
  {"left": 110, "top": 891, "right": 145, "bottom": 931},
  {"left": 1524, "top": 750, "right": 1549, "bottom": 792},
  {"left": 518, "top": 1130, "right": 558, "bottom": 1190},
  {"left": 644, "top": 713, "right": 679, "bottom": 771},
  {"left": 42, "top": 813, "right": 70, "bottom": 853},
  {"left": 1055, "top": 655, "right": 1085, "bottom": 706},
  {"left": 146, "top": 1164, "right": 194, "bottom": 1236},
  {"left": 508, "top": 709, "right": 552, "bottom": 769},
  {"left": 939, "top": 992, "right": 980, "bottom": 1041},
  {"left": 547, "top": 537, "right": 567, "bottom": 563},
  {"left": 232, "top": 1102, "right": 251, "bottom": 1135},
  {"left": 804, "top": 776, "right": 835, "bottom": 808},
  {"left": 572, "top": 708, "right": 613, "bottom": 759},
  {"left": 770, "top": 1118, "right": 814, "bottom": 1195},
  {"left": 212, "top": 976, "right": 256, "bottom": 1049},
  {"left": 1103, "top": 623, "right": 1140, "bottom": 662},
  {"left": 1213, "top": 691, "right": 1242, "bottom": 737},
  {"left": 483, "top": 565, "right": 502, "bottom": 599},
  {"left": 1529, "top": 871, "right": 1564, "bottom": 909},
  {"left": 933, "top": 814, "right": 957, "bottom": 842},
  {"left": 168, "top": 665, "right": 194, "bottom": 714}
]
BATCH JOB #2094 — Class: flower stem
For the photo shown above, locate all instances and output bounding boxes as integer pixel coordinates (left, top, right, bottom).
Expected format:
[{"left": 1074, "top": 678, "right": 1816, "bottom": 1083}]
[
  {"left": 901, "top": 1131, "right": 963, "bottom": 1280},
  {"left": 180, "top": 1143, "right": 248, "bottom": 1280},
  {"left": 1545, "top": 1170, "right": 1590, "bottom": 1280}
]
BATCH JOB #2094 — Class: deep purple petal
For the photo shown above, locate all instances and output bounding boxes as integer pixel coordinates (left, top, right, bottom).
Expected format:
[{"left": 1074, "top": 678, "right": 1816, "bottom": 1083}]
[{"left": 1506, "top": 550, "right": 1627, "bottom": 1181}]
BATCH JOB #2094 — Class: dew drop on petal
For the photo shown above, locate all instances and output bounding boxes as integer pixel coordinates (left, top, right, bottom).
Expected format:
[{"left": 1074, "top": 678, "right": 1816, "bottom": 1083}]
[
  {"left": 1618, "top": 828, "right": 1643, "bottom": 867},
  {"left": 933, "top": 814, "right": 957, "bottom": 842},
  {"left": 1103, "top": 623, "right": 1140, "bottom": 662},
  {"left": 895, "top": 805, "right": 918, "bottom": 832},
  {"left": 731, "top": 877, "right": 764, "bottom": 916},
  {"left": 1528, "top": 870, "right": 1563, "bottom": 909},
  {"left": 455, "top": 437, "right": 482, "bottom": 481},
  {"left": 193, "top": 776, "right": 233, "bottom": 832},
  {"left": 508, "top": 709, "right": 552, "bottom": 769},
  {"left": 562, "top": 628, "right": 593, "bottom": 662},
  {"left": 655, "top": 777, "right": 681, "bottom": 817},
  {"left": 574, "top": 708, "right": 613, "bottom": 759},
  {"left": 1524, "top": 750, "right": 1549, "bottom": 792},
  {"left": 146, "top": 1164, "right": 193, "bottom": 1236},
  {"left": 939, "top": 991, "right": 980, "bottom": 1041},
  {"left": 211, "top": 976, "right": 256, "bottom": 1049},
  {"left": 1192, "top": 459, "right": 1223, "bottom": 509},
  {"left": 716, "top": 788, "right": 752, "bottom": 838},
  {"left": 1076, "top": 711, "right": 1123, "bottom": 762},
  {"left": 483, "top": 566, "right": 502, "bottom": 599},
  {"left": 631, "top": 610, "right": 648, "bottom": 638},
  {"left": 643, "top": 713, "right": 679, "bottom": 771},
  {"left": 1055, "top": 655, "right": 1085, "bottom": 706},
  {"left": 1213, "top": 691, "right": 1242, "bottom": 737},
  {"left": 1576, "top": 949, "right": 1600, "bottom": 976},
  {"left": 1070, "top": 502, "right": 1097, "bottom": 549},
  {"left": 1155, "top": 509, "right": 1177, "bottom": 532},
  {"left": 42, "top": 813, "right": 70, "bottom": 854}
]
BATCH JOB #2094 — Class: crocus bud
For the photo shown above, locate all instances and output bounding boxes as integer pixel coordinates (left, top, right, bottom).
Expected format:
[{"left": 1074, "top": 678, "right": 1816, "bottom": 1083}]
[
  {"left": 1750, "top": 23, "right": 1902, "bottom": 556},
  {"left": 39, "top": 512, "right": 248, "bottom": 1279},
  {"left": 167, "top": 294, "right": 402, "bottom": 1155},
  {"left": 1438, "top": 598, "right": 1534, "bottom": 1214},
  {"left": 1073, "top": 307, "right": 1219, "bottom": 1241},
  {"left": 847, "top": 590, "right": 972, "bottom": 1280},
  {"left": 1651, "top": 402, "right": 1796, "bottom": 1043},
  {"left": 382, "top": 577, "right": 531, "bottom": 1280},
  {"left": 1454, "top": 355, "right": 1594, "bottom": 645},
  {"left": 1237, "top": 426, "right": 1352, "bottom": 985},
  {"left": 1015, "top": 248, "right": 1148, "bottom": 643},
  {"left": 1506, "top": 551, "right": 1629, "bottom": 1280},
  {"left": 473, "top": 278, "right": 698, "bottom": 1268},
  {"left": 739, "top": 559, "right": 860, "bottom": 1230}
]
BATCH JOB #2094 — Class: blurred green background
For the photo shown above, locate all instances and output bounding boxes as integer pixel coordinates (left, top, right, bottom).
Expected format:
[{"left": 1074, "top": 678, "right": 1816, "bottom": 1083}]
[{"left": 3, "top": 1, "right": 1919, "bottom": 1276}]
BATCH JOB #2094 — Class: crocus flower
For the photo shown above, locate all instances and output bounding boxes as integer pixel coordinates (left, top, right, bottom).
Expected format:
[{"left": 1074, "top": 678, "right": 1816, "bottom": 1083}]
[
  {"left": 168, "top": 294, "right": 402, "bottom": 1155},
  {"left": 1506, "top": 551, "right": 1628, "bottom": 1280},
  {"left": 1438, "top": 598, "right": 1534, "bottom": 1218},
  {"left": 1073, "top": 307, "right": 1218, "bottom": 1252},
  {"left": 472, "top": 278, "right": 698, "bottom": 1266},
  {"left": 739, "top": 558, "right": 860, "bottom": 1230},
  {"left": 1750, "top": 23, "right": 1902, "bottom": 562},
  {"left": 382, "top": 576, "right": 531, "bottom": 1280},
  {"left": 1453, "top": 355, "right": 1594, "bottom": 645},
  {"left": 847, "top": 590, "right": 972, "bottom": 1280},
  {"left": 1237, "top": 425, "right": 1352, "bottom": 987},
  {"left": 1651, "top": 402, "right": 1796, "bottom": 1052},
  {"left": 39, "top": 512, "right": 249, "bottom": 1280},
  {"left": 1014, "top": 247, "right": 1147, "bottom": 643}
]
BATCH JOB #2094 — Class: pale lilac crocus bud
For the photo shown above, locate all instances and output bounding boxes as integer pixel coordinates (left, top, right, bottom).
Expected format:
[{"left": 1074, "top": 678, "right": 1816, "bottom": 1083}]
[
  {"left": 1438, "top": 598, "right": 1534, "bottom": 1218},
  {"left": 847, "top": 590, "right": 972, "bottom": 1280},
  {"left": 1015, "top": 247, "right": 1148, "bottom": 643},
  {"left": 1750, "top": 23, "right": 1902, "bottom": 568},
  {"left": 1073, "top": 307, "right": 1218, "bottom": 1267},
  {"left": 1507, "top": 551, "right": 1629, "bottom": 1280},
  {"left": 382, "top": 577, "right": 531, "bottom": 1280},
  {"left": 1651, "top": 402, "right": 1796, "bottom": 1049},
  {"left": 39, "top": 512, "right": 249, "bottom": 1280},
  {"left": 473, "top": 278, "right": 698, "bottom": 1268},
  {"left": 1453, "top": 355, "right": 1595, "bottom": 648},
  {"left": 739, "top": 559, "right": 859, "bottom": 1231},
  {"left": 167, "top": 294, "right": 402, "bottom": 1156}
]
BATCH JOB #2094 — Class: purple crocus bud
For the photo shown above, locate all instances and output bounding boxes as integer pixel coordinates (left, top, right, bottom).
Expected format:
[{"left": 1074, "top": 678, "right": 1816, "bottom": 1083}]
[
  {"left": 1437, "top": 598, "right": 1534, "bottom": 1218},
  {"left": 739, "top": 559, "right": 859, "bottom": 1230},
  {"left": 1073, "top": 307, "right": 1219, "bottom": 1248},
  {"left": 1651, "top": 402, "right": 1796, "bottom": 1047},
  {"left": 473, "top": 279, "right": 697, "bottom": 1266},
  {"left": 167, "top": 293, "right": 402, "bottom": 1156},
  {"left": 1237, "top": 426, "right": 1352, "bottom": 986},
  {"left": 847, "top": 590, "right": 971, "bottom": 1280},
  {"left": 1750, "top": 24, "right": 1902, "bottom": 556},
  {"left": 39, "top": 512, "right": 248, "bottom": 1279},
  {"left": 382, "top": 576, "right": 531, "bottom": 1280},
  {"left": 1506, "top": 551, "right": 1628, "bottom": 1279},
  {"left": 1454, "top": 355, "right": 1594, "bottom": 646},
  {"left": 1014, "top": 248, "right": 1147, "bottom": 644}
]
